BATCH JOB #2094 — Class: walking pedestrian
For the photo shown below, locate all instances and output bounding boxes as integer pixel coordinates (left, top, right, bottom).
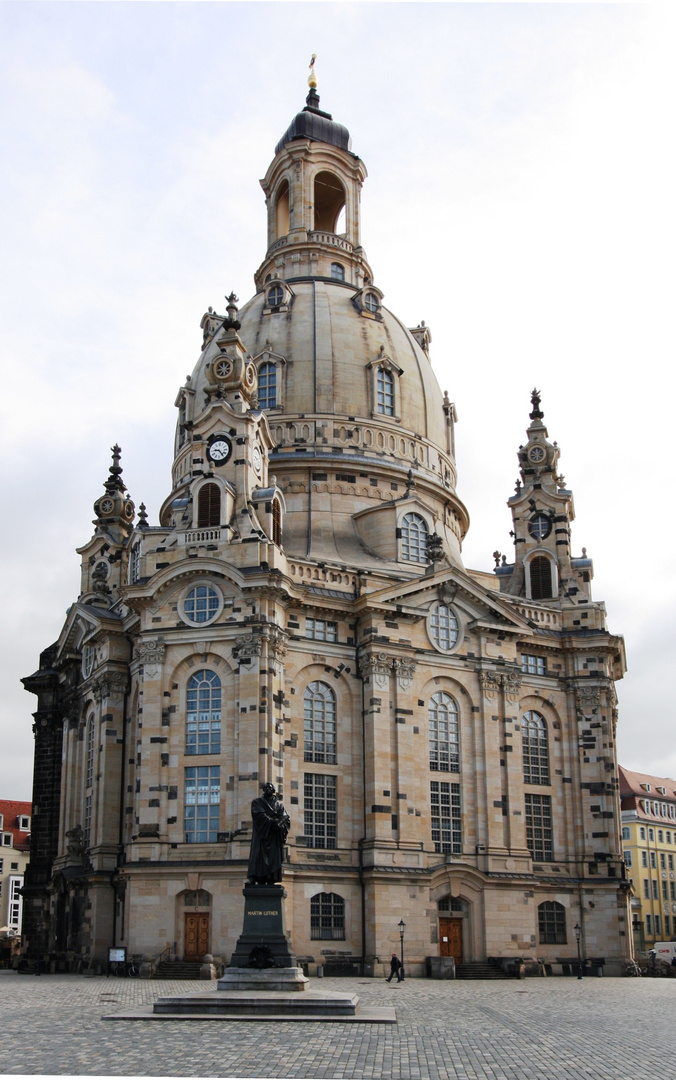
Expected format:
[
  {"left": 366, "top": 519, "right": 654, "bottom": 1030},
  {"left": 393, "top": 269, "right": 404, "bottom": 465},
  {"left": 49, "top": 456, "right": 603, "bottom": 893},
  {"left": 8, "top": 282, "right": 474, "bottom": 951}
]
[{"left": 386, "top": 953, "right": 402, "bottom": 982}]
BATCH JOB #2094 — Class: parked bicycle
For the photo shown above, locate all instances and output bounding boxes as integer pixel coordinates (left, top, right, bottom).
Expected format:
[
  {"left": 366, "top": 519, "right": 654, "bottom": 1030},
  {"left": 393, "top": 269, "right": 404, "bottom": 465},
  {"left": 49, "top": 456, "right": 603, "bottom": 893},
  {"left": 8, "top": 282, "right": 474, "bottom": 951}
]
[
  {"left": 109, "top": 958, "right": 140, "bottom": 977},
  {"left": 624, "top": 959, "right": 644, "bottom": 977}
]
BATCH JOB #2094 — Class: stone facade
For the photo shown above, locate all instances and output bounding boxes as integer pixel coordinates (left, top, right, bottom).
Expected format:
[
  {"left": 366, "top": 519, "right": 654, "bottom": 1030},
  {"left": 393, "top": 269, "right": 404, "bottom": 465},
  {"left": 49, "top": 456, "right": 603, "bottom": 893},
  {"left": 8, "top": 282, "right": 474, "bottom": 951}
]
[{"left": 22, "top": 87, "right": 631, "bottom": 976}]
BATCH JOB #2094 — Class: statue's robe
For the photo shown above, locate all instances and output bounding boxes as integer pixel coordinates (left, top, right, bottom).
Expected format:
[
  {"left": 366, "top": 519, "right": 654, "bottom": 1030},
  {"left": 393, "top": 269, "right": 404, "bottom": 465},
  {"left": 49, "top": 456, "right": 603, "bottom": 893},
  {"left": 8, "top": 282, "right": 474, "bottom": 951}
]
[{"left": 247, "top": 795, "right": 290, "bottom": 882}]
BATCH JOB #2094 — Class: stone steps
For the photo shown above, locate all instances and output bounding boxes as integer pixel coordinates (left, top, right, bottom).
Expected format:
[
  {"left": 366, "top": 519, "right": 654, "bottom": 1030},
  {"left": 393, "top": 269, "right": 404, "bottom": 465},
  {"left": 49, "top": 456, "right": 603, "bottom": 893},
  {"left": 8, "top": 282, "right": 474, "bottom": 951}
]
[
  {"left": 153, "top": 961, "right": 202, "bottom": 980},
  {"left": 455, "top": 962, "right": 513, "bottom": 980}
]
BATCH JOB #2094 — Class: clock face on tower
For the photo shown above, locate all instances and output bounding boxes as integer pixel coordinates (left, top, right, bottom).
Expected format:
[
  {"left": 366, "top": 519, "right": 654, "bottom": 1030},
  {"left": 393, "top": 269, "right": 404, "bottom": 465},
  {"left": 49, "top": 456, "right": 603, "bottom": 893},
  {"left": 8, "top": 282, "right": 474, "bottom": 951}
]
[{"left": 207, "top": 435, "right": 233, "bottom": 465}]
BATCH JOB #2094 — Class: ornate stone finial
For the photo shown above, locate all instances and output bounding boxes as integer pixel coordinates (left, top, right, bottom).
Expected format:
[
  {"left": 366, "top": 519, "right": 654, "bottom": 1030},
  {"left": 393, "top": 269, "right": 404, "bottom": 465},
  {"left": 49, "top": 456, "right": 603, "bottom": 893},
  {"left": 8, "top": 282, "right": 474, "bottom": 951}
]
[
  {"left": 308, "top": 53, "right": 317, "bottom": 89},
  {"left": 405, "top": 468, "right": 415, "bottom": 492},
  {"left": 493, "top": 550, "right": 501, "bottom": 568},
  {"left": 582, "top": 546, "right": 587, "bottom": 557},
  {"left": 427, "top": 533, "right": 444, "bottom": 564},
  {"left": 557, "top": 475, "right": 566, "bottom": 489},
  {"left": 138, "top": 502, "right": 148, "bottom": 528},
  {"left": 529, "top": 388, "right": 544, "bottom": 421},
  {"left": 223, "top": 292, "right": 241, "bottom": 331}
]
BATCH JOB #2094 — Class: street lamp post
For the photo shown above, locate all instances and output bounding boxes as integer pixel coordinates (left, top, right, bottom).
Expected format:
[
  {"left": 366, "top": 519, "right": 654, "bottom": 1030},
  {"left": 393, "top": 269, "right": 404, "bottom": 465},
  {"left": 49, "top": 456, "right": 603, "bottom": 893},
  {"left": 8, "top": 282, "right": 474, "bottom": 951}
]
[
  {"left": 398, "top": 919, "right": 406, "bottom": 982},
  {"left": 574, "top": 923, "right": 583, "bottom": 980},
  {"left": 34, "top": 920, "right": 43, "bottom": 977}
]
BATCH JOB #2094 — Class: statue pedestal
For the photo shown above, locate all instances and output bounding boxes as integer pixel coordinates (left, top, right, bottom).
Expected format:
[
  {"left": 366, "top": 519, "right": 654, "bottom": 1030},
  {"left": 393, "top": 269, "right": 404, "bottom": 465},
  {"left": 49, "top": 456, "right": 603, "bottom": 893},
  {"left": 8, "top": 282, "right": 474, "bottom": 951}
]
[{"left": 229, "top": 883, "right": 297, "bottom": 970}]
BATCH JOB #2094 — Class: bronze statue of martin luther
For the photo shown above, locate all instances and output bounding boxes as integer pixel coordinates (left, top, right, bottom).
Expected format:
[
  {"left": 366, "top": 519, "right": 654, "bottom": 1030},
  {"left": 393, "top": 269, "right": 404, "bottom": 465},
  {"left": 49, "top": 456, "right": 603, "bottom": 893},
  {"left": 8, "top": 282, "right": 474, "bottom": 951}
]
[{"left": 247, "top": 782, "right": 290, "bottom": 885}]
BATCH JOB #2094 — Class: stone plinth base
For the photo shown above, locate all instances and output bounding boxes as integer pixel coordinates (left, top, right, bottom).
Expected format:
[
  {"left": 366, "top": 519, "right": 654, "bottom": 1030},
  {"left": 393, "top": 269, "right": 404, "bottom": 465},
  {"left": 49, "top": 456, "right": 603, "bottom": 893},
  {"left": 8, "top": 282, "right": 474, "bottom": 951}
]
[
  {"left": 218, "top": 966, "right": 308, "bottom": 992},
  {"left": 153, "top": 989, "right": 360, "bottom": 1017},
  {"left": 230, "top": 883, "right": 296, "bottom": 968}
]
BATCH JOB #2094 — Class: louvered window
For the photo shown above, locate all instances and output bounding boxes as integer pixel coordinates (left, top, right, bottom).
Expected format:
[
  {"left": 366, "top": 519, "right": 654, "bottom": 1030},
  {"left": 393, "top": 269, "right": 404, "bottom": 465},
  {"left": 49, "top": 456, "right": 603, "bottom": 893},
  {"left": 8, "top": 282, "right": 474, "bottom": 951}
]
[
  {"left": 197, "top": 483, "right": 220, "bottom": 528},
  {"left": 530, "top": 556, "right": 553, "bottom": 599}
]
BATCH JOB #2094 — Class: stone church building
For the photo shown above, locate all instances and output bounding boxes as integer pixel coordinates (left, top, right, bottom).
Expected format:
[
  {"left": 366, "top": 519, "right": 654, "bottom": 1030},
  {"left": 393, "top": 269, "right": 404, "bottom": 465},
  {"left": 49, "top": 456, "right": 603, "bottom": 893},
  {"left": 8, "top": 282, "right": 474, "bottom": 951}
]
[{"left": 22, "top": 84, "right": 631, "bottom": 976}]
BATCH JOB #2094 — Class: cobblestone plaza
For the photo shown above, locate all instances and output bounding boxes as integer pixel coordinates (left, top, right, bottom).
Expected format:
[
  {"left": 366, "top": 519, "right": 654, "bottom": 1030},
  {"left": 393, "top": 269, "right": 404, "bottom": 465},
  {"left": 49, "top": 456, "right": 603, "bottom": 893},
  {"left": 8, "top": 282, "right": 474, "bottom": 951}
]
[{"left": 1, "top": 971, "right": 673, "bottom": 1079}]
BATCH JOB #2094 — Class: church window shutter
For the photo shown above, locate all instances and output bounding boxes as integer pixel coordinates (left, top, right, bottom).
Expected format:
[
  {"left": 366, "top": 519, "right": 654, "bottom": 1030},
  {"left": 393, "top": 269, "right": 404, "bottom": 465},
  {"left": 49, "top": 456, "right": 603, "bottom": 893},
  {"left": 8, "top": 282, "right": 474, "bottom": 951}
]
[
  {"left": 198, "top": 483, "right": 220, "bottom": 528},
  {"left": 272, "top": 498, "right": 282, "bottom": 546},
  {"left": 530, "top": 555, "right": 553, "bottom": 599}
]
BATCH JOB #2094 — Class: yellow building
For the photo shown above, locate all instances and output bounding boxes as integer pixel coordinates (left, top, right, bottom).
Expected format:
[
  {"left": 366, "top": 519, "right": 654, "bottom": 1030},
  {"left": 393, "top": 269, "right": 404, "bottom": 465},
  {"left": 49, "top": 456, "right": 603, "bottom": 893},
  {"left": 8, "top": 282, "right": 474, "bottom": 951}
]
[{"left": 620, "top": 767, "right": 676, "bottom": 953}]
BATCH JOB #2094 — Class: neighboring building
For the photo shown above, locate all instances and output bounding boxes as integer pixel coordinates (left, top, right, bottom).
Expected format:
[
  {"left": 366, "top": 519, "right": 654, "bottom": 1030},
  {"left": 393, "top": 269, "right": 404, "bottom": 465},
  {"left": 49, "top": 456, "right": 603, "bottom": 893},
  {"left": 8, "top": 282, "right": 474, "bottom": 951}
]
[
  {"left": 22, "top": 84, "right": 631, "bottom": 977},
  {"left": 0, "top": 800, "right": 31, "bottom": 965},
  {"left": 619, "top": 766, "right": 676, "bottom": 952}
]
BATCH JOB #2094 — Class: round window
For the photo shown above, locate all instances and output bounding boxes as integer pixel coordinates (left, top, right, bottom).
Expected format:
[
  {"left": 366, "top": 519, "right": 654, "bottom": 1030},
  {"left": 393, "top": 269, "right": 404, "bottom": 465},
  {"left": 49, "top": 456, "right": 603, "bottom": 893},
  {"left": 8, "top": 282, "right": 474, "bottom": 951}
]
[
  {"left": 364, "top": 291, "right": 379, "bottom": 313},
  {"left": 429, "top": 603, "right": 459, "bottom": 651},
  {"left": 267, "top": 285, "right": 284, "bottom": 308},
  {"left": 182, "top": 584, "right": 221, "bottom": 625},
  {"left": 528, "top": 513, "right": 552, "bottom": 540}
]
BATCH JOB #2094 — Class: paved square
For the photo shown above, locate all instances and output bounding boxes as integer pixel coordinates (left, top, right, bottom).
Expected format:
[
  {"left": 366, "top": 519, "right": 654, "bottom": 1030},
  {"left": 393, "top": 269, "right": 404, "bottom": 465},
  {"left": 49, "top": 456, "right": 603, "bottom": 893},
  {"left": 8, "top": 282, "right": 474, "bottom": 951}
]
[{"left": 0, "top": 970, "right": 673, "bottom": 1079}]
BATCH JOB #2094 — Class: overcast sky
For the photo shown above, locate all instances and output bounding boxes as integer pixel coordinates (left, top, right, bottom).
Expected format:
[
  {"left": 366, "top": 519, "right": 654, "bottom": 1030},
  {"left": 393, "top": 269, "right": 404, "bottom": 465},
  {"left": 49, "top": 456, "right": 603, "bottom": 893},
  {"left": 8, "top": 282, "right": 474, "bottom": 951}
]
[{"left": 1, "top": 2, "right": 674, "bottom": 800}]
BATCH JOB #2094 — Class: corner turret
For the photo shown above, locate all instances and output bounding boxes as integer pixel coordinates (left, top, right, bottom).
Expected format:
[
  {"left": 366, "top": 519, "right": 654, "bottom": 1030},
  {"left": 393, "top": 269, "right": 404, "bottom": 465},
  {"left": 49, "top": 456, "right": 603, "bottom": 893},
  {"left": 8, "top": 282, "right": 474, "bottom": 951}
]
[
  {"left": 77, "top": 446, "right": 135, "bottom": 605},
  {"left": 495, "top": 392, "right": 596, "bottom": 612}
]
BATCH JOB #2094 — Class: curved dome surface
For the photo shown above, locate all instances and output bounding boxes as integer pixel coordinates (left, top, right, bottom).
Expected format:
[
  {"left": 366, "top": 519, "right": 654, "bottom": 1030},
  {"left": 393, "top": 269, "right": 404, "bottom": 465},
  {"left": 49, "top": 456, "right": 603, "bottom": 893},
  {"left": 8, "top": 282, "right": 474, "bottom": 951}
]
[{"left": 191, "top": 280, "right": 449, "bottom": 457}]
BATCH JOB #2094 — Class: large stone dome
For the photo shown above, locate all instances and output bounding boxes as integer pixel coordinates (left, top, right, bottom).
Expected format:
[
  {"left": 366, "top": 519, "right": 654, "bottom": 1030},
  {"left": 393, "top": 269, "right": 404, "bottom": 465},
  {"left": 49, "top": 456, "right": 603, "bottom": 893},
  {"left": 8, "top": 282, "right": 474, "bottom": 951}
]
[
  {"left": 191, "top": 279, "right": 450, "bottom": 468},
  {"left": 172, "top": 93, "right": 469, "bottom": 571}
]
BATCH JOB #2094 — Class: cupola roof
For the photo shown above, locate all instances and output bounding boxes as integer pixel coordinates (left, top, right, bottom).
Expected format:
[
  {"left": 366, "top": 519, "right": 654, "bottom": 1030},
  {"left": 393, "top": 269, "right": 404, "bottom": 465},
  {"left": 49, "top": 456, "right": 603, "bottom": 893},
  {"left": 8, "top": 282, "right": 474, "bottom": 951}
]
[{"left": 274, "top": 89, "right": 351, "bottom": 155}]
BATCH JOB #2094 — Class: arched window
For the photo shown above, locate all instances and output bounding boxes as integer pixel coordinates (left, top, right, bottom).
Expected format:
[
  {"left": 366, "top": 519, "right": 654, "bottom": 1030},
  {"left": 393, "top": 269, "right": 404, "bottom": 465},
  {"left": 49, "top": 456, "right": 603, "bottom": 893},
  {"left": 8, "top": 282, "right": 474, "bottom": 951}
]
[
  {"left": 275, "top": 179, "right": 289, "bottom": 238},
  {"left": 197, "top": 483, "right": 220, "bottom": 528},
  {"left": 272, "top": 498, "right": 282, "bottom": 546},
  {"left": 530, "top": 555, "right": 553, "bottom": 600},
  {"left": 184, "top": 889, "right": 211, "bottom": 907},
  {"left": 401, "top": 512, "right": 428, "bottom": 563},
  {"left": 429, "top": 692, "right": 459, "bottom": 772},
  {"left": 85, "top": 717, "right": 95, "bottom": 790},
  {"left": 304, "top": 681, "right": 336, "bottom": 764},
  {"left": 311, "top": 892, "right": 345, "bottom": 939},
  {"left": 376, "top": 368, "right": 394, "bottom": 415},
  {"left": 538, "top": 901, "right": 566, "bottom": 944},
  {"left": 83, "top": 716, "right": 95, "bottom": 848},
  {"left": 313, "top": 171, "right": 345, "bottom": 232},
  {"left": 129, "top": 544, "right": 140, "bottom": 584},
  {"left": 258, "top": 362, "right": 277, "bottom": 409},
  {"left": 331, "top": 262, "right": 345, "bottom": 281},
  {"left": 522, "top": 711, "right": 549, "bottom": 785},
  {"left": 186, "top": 670, "right": 221, "bottom": 755}
]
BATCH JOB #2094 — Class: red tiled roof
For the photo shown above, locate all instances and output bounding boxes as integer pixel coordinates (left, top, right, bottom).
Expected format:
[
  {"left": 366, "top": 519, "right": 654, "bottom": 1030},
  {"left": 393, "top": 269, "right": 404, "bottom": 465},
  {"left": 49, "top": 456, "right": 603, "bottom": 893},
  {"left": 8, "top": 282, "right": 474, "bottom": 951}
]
[
  {"left": 0, "top": 799, "right": 32, "bottom": 852},
  {"left": 619, "top": 766, "right": 676, "bottom": 821}
]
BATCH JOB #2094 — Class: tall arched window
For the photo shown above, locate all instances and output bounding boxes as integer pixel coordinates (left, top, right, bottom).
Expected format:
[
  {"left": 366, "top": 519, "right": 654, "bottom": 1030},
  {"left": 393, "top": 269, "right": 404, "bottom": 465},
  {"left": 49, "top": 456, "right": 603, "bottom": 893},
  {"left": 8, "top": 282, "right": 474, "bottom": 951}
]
[
  {"left": 429, "top": 692, "right": 459, "bottom": 772},
  {"left": 186, "top": 670, "right": 221, "bottom": 755},
  {"left": 376, "top": 368, "right": 394, "bottom": 415},
  {"left": 304, "top": 681, "right": 336, "bottom": 764},
  {"left": 401, "top": 513, "right": 428, "bottom": 563},
  {"left": 197, "top": 483, "right": 220, "bottom": 528},
  {"left": 313, "top": 171, "right": 345, "bottom": 232},
  {"left": 538, "top": 901, "right": 566, "bottom": 944},
  {"left": 311, "top": 892, "right": 345, "bottom": 939},
  {"left": 275, "top": 179, "right": 289, "bottom": 238},
  {"left": 258, "top": 362, "right": 277, "bottom": 409},
  {"left": 272, "top": 498, "right": 282, "bottom": 546},
  {"left": 522, "top": 710, "right": 549, "bottom": 785},
  {"left": 530, "top": 556, "right": 553, "bottom": 599},
  {"left": 84, "top": 716, "right": 95, "bottom": 848},
  {"left": 86, "top": 716, "right": 95, "bottom": 790}
]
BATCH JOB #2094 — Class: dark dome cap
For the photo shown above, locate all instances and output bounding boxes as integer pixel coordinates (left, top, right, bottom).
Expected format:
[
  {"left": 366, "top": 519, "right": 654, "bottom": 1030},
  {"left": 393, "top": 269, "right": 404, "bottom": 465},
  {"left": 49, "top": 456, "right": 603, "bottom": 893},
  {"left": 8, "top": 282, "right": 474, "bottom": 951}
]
[{"left": 275, "top": 89, "right": 352, "bottom": 155}]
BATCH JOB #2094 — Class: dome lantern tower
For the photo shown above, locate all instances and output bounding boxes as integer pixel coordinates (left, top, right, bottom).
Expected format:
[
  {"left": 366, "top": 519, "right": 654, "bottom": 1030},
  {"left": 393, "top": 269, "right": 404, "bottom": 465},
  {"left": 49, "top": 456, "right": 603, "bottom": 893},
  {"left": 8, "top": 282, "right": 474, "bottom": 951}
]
[{"left": 255, "top": 85, "right": 372, "bottom": 290}]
